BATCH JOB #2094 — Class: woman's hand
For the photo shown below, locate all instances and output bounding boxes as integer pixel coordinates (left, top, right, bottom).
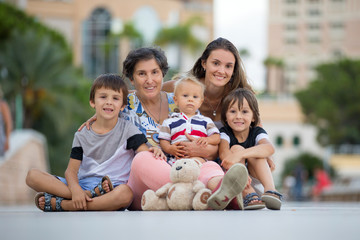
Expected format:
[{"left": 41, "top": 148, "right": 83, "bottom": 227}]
[
  {"left": 78, "top": 115, "right": 97, "bottom": 131},
  {"left": 180, "top": 132, "right": 218, "bottom": 160},
  {"left": 149, "top": 147, "right": 167, "bottom": 161},
  {"left": 194, "top": 137, "right": 208, "bottom": 147}
]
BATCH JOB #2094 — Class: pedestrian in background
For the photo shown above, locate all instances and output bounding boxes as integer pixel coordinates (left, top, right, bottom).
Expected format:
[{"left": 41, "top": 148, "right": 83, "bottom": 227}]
[{"left": 0, "top": 85, "right": 12, "bottom": 157}]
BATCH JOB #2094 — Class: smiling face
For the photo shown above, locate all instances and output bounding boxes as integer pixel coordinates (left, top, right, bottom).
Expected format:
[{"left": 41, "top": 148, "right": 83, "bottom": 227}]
[
  {"left": 131, "top": 58, "right": 163, "bottom": 100},
  {"left": 201, "top": 49, "right": 235, "bottom": 88},
  {"left": 173, "top": 81, "right": 204, "bottom": 117},
  {"left": 90, "top": 87, "right": 125, "bottom": 121},
  {"left": 225, "top": 98, "right": 254, "bottom": 135}
]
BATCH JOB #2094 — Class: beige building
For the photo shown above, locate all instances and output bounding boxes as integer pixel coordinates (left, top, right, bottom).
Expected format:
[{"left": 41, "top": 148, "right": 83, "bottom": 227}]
[
  {"left": 10, "top": 0, "right": 214, "bottom": 78},
  {"left": 267, "top": 0, "right": 360, "bottom": 95},
  {"left": 258, "top": 97, "right": 325, "bottom": 184}
]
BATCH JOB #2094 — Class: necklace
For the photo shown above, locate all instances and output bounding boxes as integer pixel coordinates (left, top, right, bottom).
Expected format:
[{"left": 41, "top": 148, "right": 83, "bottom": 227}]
[
  {"left": 137, "top": 91, "right": 162, "bottom": 124},
  {"left": 204, "top": 97, "right": 221, "bottom": 117}
]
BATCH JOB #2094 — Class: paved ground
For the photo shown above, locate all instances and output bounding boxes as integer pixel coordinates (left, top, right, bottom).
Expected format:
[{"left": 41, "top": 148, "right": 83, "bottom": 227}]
[{"left": 1, "top": 201, "right": 359, "bottom": 240}]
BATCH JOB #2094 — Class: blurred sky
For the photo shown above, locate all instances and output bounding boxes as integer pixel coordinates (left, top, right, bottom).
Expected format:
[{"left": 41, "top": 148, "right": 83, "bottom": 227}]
[{"left": 214, "top": 0, "right": 268, "bottom": 91}]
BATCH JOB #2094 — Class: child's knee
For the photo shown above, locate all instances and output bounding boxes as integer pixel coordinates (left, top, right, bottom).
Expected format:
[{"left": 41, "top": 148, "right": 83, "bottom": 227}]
[
  {"left": 230, "top": 145, "right": 244, "bottom": 152},
  {"left": 26, "top": 168, "right": 40, "bottom": 187},
  {"left": 114, "top": 184, "right": 134, "bottom": 206}
]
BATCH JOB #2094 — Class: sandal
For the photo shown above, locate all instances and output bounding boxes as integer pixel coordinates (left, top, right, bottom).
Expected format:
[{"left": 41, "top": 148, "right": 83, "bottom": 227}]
[
  {"left": 243, "top": 192, "right": 265, "bottom": 210},
  {"left": 90, "top": 175, "right": 113, "bottom": 198},
  {"left": 261, "top": 190, "right": 283, "bottom": 210},
  {"left": 35, "top": 192, "right": 64, "bottom": 212}
]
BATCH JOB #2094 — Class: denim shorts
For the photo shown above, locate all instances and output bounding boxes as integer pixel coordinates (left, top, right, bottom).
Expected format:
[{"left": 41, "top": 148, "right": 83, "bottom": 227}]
[
  {"left": 55, "top": 176, "right": 126, "bottom": 211},
  {"left": 55, "top": 176, "right": 103, "bottom": 191}
]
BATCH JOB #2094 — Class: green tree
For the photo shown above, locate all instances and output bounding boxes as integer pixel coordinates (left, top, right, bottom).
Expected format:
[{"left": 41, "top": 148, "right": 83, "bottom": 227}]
[
  {"left": 0, "top": 2, "right": 70, "bottom": 57},
  {"left": 281, "top": 152, "right": 325, "bottom": 181},
  {"left": 154, "top": 16, "right": 204, "bottom": 71},
  {"left": 119, "top": 21, "right": 144, "bottom": 49},
  {"left": 238, "top": 48, "right": 250, "bottom": 60},
  {"left": 295, "top": 59, "right": 360, "bottom": 146},
  {"left": 0, "top": 29, "right": 91, "bottom": 174}
]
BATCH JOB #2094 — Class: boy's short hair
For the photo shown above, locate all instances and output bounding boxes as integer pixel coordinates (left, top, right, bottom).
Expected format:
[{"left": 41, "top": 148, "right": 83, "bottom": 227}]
[
  {"left": 90, "top": 73, "right": 128, "bottom": 106},
  {"left": 221, "top": 88, "right": 260, "bottom": 127},
  {"left": 173, "top": 74, "right": 205, "bottom": 98}
]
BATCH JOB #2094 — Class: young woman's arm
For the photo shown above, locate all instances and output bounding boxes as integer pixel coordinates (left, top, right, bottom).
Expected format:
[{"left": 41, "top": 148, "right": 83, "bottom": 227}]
[{"left": 161, "top": 80, "right": 176, "bottom": 93}]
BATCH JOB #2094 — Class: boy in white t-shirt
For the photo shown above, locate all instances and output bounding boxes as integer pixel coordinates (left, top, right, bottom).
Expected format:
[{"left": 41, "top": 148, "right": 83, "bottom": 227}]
[{"left": 26, "top": 73, "right": 165, "bottom": 211}]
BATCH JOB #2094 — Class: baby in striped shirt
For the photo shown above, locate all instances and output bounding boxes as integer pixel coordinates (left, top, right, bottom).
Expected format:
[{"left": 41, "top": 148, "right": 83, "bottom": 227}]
[{"left": 159, "top": 74, "right": 220, "bottom": 165}]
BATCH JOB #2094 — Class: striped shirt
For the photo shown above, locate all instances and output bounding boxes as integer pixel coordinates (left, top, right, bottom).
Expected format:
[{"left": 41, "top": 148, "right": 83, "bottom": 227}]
[{"left": 159, "top": 112, "right": 219, "bottom": 144}]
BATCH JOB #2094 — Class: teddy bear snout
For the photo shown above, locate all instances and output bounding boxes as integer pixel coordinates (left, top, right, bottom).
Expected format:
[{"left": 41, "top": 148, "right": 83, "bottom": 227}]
[{"left": 176, "top": 166, "right": 182, "bottom": 171}]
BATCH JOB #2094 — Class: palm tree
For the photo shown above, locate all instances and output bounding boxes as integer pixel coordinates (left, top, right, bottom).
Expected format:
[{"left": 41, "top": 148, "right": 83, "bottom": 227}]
[
  {"left": 263, "top": 56, "right": 285, "bottom": 95},
  {"left": 0, "top": 29, "right": 87, "bottom": 133},
  {"left": 238, "top": 48, "right": 250, "bottom": 60},
  {"left": 0, "top": 29, "right": 92, "bottom": 174},
  {"left": 154, "top": 16, "right": 204, "bottom": 70}
]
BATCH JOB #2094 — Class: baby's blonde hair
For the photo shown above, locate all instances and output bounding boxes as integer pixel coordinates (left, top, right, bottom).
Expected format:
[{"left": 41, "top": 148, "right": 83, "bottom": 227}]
[{"left": 173, "top": 73, "right": 205, "bottom": 98}]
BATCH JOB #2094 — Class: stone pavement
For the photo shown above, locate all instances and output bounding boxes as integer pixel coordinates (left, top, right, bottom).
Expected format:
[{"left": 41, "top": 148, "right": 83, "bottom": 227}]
[{"left": 1, "top": 201, "right": 359, "bottom": 240}]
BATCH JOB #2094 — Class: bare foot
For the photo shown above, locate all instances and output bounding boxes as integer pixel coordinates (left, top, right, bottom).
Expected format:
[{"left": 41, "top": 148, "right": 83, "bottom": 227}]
[
  {"left": 37, "top": 195, "right": 46, "bottom": 210},
  {"left": 242, "top": 186, "right": 263, "bottom": 204},
  {"left": 86, "top": 176, "right": 113, "bottom": 198},
  {"left": 35, "top": 193, "right": 64, "bottom": 211}
]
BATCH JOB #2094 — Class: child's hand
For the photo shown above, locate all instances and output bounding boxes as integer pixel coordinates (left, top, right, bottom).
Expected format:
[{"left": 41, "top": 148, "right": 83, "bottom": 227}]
[
  {"left": 71, "top": 188, "right": 92, "bottom": 210},
  {"left": 149, "top": 147, "right": 166, "bottom": 161},
  {"left": 267, "top": 157, "right": 276, "bottom": 171},
  {"left": 195, "top": 137, "right": 208, "bottom": 147},
  {"left": 184, "top": 132, "right": 196, "bottom": 142},
  {"left": 169, "top": 142, "right": 186, "bottom": 159},
  {"left": 221, "top": 152, "right": 242, "bottom": 170}
]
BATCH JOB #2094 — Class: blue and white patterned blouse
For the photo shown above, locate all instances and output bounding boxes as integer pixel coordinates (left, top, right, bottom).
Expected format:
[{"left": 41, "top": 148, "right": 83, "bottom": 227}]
[{"left": 122, "top": 92, "right": 177, "bottom": 147}]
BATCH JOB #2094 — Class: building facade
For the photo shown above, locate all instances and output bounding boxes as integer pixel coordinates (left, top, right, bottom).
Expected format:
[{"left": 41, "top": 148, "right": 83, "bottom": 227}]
[
  {"left": 267, "top": 0, "right": 360, "bottom": 95},
  {"left": 11, "top": 0, "right": 214, "bottom": 79}
]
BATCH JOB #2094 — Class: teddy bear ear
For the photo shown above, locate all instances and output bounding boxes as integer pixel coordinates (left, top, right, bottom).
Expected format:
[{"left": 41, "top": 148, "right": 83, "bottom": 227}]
[{"left": 192, "top": 158, "right": 203, "bottom": 167}]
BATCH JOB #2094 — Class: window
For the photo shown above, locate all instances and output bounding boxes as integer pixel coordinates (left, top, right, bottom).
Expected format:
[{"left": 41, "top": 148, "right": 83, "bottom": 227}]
[
  {"left": 82, "top": 8, "right": 119, "bottom": 79},
  {"left": 133, "top": 6, "right": 161, "bottom": 44},
  {"left": 330, "top": 22, "right": 344, "bottom": 29},
  {"left": 308, "top": 23, "right": 320, "bottom": 30},
  {"left": 293, "top": 135, "right": 301, "bottom": 147},
  {"left": 276, "top": 136, "right": 284, "bottom": 147},
  {"left": 308, "top": 9, "right": 321, "bottom": 16},
  {"left": 285, "top": 24, "right": 298, "bottom": 31},
  {"left": 285, "top": 10, "right": 298, "bottom": 17},
  {"left": 308, "top": 37, "right": 321, "bottom": 43},
  {"left": 285, "top": 38, "right": 298, "bottom": 45}
]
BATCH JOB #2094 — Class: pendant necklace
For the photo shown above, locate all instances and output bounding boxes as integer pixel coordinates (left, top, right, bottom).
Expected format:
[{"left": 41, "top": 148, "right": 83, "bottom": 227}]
[
  {"left": 204, "top": 97, "right": 221, "bottom": 117},
  {"left": 137, "top": 92, "right": 162, "bottom": 124}
]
